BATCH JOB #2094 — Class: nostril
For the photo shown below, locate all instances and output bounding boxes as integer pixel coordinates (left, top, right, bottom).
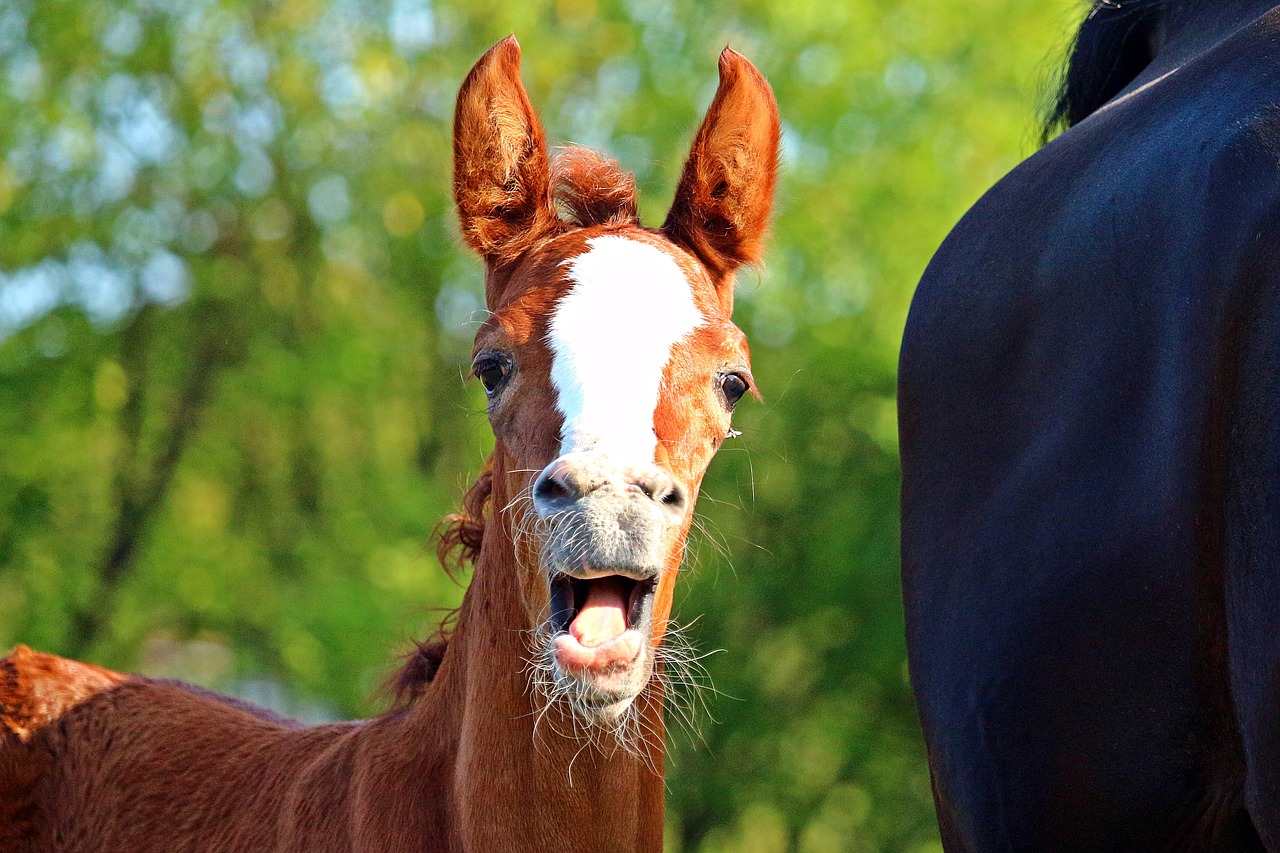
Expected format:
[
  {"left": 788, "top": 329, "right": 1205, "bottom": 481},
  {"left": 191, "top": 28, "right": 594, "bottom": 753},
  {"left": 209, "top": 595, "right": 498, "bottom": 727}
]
[
  {"left": 660, "top": 484, "right": 687, "bottom": 512},
  {"left": 534, "top": 470, "right": 574, "bottom": 505},
  {"left": 636, "top": 472, "right": 687, "bottom": 514}
]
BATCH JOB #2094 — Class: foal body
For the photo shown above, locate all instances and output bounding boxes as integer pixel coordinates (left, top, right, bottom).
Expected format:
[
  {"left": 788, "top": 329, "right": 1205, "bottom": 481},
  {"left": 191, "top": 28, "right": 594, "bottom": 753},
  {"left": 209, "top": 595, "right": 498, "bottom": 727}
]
[
  {"left": 2, "top": 529, "right": 658, "bottom": 850},
  {"left": 0, "top": 37, "right": 780, "bottom": 852}
]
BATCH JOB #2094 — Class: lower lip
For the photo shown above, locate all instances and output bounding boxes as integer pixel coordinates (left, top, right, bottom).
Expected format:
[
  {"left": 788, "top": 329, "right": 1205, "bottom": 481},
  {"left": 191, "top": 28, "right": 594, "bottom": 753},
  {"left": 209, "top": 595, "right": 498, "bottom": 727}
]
[{"left": 553, "top": 629, "right": 643, "bottom": 675}]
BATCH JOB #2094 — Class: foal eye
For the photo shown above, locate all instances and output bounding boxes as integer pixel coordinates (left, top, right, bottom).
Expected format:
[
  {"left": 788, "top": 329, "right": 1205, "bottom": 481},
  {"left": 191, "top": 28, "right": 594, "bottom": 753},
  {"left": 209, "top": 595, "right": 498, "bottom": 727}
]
[
  {"left": 473, "top": 356, "right": 511, "bottom": 396},
  {"left": 720, "top": 372, "right": 749, "bottom": 409}
]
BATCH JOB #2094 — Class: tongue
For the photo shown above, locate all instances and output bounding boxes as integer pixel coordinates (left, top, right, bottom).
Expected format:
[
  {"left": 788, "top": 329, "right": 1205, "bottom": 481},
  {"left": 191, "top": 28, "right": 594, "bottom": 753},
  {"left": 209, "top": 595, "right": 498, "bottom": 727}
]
[{"left": 569, "top": 576, "right": 630, "bottom": 648}]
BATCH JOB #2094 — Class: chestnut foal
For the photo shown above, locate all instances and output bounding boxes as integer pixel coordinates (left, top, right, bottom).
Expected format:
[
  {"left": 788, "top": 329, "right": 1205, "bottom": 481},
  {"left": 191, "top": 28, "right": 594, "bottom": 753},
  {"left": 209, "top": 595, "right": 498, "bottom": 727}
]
[{"left": 0, "top": 37, "right": 779, "bottom": 852}]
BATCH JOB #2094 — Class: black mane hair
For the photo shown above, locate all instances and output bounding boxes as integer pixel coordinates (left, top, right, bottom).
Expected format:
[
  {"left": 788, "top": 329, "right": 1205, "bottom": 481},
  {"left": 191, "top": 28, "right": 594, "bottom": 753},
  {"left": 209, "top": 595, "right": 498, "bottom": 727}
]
[{"left": 1042, "top": 0, "right": 1167, "bottom": 142}]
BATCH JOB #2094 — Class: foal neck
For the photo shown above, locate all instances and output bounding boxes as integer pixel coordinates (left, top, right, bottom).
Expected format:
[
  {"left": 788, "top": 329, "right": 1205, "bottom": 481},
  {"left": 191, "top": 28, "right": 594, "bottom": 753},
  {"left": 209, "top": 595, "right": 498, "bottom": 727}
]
[{"left": 403, "top": 450, "right": 666, "bottom": 851}]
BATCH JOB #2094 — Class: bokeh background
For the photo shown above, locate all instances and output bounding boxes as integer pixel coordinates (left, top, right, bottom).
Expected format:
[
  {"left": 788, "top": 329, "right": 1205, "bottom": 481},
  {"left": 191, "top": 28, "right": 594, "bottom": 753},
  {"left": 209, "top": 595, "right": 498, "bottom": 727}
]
[{"left": 0, "top": 0, "right": 1084, "bottom": 849}]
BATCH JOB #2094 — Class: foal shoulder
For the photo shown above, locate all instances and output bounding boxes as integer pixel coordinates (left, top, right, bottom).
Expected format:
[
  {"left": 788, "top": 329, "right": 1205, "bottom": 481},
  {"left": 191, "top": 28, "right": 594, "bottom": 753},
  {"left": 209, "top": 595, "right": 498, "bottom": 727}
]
[
  {"left": 1, "top": 644, "right": 126, "bottom": 743},
  {"left": 0, "top": 646, "right": 128, "bottom": 851}
]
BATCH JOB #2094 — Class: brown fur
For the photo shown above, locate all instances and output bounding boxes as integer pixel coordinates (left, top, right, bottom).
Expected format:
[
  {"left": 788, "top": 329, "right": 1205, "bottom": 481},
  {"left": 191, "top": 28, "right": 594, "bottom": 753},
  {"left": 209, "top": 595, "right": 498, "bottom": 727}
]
[
  {"left": 0, "top": 35, "right": 780, "bottom": 852},
  {"left": 452, "top": 37, "right": 562, "bottom": 273},
  {"left": 0, "top": 645, "right": 125, "bottom": 743},
  {"left": 551, "top": 146, "right": 640, "bottom": 228},
  {"left": 663, "top": 48, "right": 781, "bottom": 302},
  {"left": 435, "top": 463, "right": 493, "bottom": 576}
]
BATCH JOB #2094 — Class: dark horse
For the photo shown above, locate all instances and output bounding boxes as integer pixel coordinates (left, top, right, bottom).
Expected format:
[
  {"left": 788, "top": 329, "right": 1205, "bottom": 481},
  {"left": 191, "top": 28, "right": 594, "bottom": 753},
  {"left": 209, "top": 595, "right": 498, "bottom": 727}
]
[{"left": 900, "top": 1, "right": 1280, "bottom": 849}]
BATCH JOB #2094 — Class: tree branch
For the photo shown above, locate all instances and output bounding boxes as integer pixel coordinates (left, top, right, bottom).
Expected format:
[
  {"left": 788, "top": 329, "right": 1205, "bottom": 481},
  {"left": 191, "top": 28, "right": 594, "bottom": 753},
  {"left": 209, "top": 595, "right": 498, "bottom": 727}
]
[{"left": 65, "top": 318, "right": 227, "bottom": 657}]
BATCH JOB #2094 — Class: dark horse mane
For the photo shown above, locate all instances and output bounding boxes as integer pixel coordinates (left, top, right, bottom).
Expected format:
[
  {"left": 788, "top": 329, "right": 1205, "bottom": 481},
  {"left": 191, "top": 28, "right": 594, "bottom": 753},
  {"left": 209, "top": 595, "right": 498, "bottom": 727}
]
[
  {"left": 390, "top": 146, "right": 640, "bottom": 706},
  {"left": 1043, "top": 0, "right": 1167, "bottom": 141}
]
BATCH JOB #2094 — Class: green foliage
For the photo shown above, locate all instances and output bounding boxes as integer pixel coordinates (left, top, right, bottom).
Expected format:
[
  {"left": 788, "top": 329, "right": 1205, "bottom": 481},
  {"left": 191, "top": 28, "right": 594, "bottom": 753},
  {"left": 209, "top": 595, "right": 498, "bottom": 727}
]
[{"left": 0, "top": 0, "right": 1081, "bottom": 848}]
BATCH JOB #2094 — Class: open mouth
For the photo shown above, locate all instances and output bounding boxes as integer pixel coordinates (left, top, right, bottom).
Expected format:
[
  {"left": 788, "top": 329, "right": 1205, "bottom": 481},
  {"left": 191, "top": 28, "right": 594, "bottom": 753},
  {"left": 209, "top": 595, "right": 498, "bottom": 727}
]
[{"left": 548, "top": 573, "right": 657, "bottom": 678}]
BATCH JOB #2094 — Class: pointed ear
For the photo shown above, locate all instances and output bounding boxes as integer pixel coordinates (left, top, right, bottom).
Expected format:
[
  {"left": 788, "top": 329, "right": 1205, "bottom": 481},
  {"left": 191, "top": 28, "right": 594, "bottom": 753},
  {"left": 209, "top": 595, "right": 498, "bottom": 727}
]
[
  {"left": 663, "top": 48, "right": 780, "bottom": 296},
  {"left": 453, "top": 36, "right": 558, "bottom": 275}
]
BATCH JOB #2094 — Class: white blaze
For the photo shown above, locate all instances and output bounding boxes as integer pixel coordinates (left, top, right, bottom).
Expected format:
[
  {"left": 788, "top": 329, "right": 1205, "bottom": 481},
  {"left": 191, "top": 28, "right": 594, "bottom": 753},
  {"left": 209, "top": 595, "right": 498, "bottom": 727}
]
[{"left": 548, "top": 235, "right": 705, "bottom": 459}]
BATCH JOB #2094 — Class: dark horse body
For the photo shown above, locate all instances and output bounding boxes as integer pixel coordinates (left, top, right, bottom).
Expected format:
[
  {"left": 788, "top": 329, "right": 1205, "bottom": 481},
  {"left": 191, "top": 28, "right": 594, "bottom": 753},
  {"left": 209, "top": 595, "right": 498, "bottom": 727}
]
[{"left": 901, "top": 1, "right": 1280, "bottom": 849}]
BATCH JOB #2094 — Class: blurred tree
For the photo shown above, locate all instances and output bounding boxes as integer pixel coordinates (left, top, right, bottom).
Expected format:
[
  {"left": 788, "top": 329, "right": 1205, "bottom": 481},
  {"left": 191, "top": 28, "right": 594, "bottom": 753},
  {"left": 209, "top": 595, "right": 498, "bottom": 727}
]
[{"left": 0, "top": 0, "right": 1080, "bottom": 849}]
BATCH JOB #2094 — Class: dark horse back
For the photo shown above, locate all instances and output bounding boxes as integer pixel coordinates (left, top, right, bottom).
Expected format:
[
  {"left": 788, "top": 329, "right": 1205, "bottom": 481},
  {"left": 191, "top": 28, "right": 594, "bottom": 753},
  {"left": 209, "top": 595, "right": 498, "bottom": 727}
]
[{"left": 900, "top": 6, "right": 1280, "bottom": 850}]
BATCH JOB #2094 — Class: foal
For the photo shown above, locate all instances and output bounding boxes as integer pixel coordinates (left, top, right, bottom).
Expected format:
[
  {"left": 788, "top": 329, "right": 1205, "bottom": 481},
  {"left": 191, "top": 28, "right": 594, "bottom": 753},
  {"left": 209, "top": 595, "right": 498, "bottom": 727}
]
[{"left": 0, "top": 37, "right": 779, "bottom": 852}]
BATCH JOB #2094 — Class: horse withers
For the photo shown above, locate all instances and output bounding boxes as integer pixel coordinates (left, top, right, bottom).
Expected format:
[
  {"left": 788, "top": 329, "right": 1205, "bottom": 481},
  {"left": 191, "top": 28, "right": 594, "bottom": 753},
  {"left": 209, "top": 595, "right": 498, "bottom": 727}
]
[
  {"left": 0, "top": 37, "right": 780, "bottom": 852},
  {"left": 901, "top": 1, "right": 1280, "bottom": 849}
]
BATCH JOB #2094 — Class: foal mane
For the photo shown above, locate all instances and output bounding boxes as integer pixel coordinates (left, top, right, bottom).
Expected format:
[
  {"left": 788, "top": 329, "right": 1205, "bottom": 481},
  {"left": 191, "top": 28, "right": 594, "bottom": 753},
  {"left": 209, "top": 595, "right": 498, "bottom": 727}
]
[
  {"left": 551, "top": 146, "right": 640, "bottom": 228},
  {"left": 389, "top": 468, "right": 493, "bottom": 707}
]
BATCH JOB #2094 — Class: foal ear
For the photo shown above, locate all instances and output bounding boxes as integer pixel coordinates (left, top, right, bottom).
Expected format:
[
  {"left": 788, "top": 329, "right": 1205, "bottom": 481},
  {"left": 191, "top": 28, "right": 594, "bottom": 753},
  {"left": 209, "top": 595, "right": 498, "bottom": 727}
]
[
  {"left": 453, "top": 36, "right": 557, "bottom": 275},
  {"left": 663, "top": 48, "right": 780, "bottom": 295}
]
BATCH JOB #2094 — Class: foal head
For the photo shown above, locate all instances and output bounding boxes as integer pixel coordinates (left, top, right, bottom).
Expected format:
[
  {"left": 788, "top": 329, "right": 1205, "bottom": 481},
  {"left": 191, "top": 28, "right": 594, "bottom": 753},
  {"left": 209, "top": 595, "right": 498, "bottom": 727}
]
[{"left": 452, "top": 37, "right": 778, "bottom": 725}]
